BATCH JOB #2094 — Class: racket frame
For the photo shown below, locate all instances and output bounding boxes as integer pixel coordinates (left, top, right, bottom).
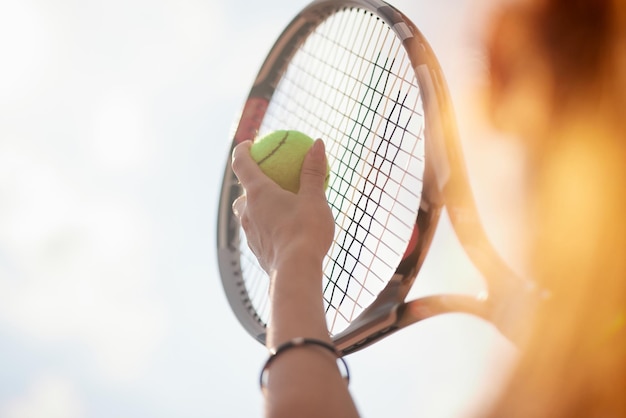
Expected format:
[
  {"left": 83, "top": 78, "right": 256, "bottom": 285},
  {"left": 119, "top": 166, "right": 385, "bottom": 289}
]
[{"left": 217, "top": 0, "right": 540, "bottom": 355}]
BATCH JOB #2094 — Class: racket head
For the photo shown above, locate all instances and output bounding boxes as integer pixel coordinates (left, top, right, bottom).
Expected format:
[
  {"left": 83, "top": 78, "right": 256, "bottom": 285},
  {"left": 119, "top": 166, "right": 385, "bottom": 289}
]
[{"left": 217, "top": 0, "right": 458, "bottom": 349}]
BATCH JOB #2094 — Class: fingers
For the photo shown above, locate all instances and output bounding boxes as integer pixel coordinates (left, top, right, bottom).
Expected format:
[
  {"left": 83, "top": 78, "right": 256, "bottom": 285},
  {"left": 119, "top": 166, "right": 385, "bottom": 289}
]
[
  {"left": 231, "top": 140, "right": 272, "bottom": 191},
  {"left": 299, "top": 139, "right": 328, "bottom": 197},
  {"left": 232, "top": 195, "right": 246, "bottom": 218}
]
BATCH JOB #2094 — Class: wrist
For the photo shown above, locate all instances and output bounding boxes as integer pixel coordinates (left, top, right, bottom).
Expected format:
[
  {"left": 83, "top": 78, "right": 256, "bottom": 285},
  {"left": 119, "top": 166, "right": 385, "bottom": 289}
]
[
  {"left": 270, "top": 253, "right": 325, "bottom": 296},
  {"left": 270, "top": 240, "right": 327, "bottom": 275}
]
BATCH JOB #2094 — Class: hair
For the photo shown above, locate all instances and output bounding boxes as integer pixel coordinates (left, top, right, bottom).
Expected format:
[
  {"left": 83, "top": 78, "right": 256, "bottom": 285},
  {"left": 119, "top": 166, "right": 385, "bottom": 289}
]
[{"left": 483, "top": 0, "right": 626, "bottom": 417}]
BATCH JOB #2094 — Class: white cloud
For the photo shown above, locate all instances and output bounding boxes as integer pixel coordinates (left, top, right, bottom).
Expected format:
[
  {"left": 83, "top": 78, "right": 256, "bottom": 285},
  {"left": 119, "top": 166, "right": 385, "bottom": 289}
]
[
  {"left": 90, "top": 91, "right": 158, "bottom": 173},
  {"left": 0, "top": 0, "right": 55, "bottom": 109},
  {"left": 0, "top": 376, "right": 86, "bottom": 418},
  {"left": 0, "top": 144, "right": 169, "bottom": 384}
]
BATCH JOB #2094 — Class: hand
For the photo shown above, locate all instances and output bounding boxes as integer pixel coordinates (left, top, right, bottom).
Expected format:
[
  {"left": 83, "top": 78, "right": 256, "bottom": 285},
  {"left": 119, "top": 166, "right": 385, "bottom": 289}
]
[{"left": 231, "top": 139, "right": 334, "bottom": 274}]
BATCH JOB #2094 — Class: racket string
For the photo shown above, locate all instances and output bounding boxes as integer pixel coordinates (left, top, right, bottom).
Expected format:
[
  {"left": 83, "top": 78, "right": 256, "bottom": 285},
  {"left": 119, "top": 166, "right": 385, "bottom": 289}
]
[
  {"left": 239, "top": 7, "right": 426, "bottom": 335},
  {"left": 324, "top": 52, "right": 401, "bottom": 317}
]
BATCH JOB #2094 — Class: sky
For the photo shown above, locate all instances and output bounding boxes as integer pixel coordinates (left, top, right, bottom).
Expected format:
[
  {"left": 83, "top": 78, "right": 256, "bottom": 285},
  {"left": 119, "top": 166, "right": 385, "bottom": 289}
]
[{"left": 0, "top": 0, "right": 528, "bottom": 417}]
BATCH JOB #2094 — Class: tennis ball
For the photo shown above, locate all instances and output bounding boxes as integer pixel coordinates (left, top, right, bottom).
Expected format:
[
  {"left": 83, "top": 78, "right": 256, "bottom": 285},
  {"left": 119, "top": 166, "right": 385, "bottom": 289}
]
[{"left": 250, "top": 130, "right": 330, "bottom": 193}]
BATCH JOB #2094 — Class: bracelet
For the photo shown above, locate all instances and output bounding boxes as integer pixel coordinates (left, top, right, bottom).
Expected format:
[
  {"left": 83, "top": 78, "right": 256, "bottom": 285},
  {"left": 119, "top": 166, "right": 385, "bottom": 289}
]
[{"left": 259, "top": 337, "right": 350, "bottom": 389}]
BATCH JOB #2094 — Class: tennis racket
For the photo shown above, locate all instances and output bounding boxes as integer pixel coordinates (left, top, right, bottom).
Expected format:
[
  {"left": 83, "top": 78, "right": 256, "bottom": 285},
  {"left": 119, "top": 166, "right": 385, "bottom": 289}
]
[{"left": 217, "top": 0, "right": 541, "bottom": 355}]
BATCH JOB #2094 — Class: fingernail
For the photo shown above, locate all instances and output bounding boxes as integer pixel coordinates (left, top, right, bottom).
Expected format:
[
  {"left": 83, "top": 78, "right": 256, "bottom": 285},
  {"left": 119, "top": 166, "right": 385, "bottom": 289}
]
[{"left": 311, "top": 138, "right": 325, "bottom": 158}]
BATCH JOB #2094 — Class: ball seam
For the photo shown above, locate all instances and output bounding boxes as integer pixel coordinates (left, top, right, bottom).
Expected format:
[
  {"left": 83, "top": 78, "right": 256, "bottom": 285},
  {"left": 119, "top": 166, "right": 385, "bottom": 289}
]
[{"left": 256, "top": 131, "right": 289, "bottom": 166}]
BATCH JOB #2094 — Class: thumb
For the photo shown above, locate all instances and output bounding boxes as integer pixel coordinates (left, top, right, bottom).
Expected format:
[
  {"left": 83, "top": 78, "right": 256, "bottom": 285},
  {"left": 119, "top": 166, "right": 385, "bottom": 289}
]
[{"left": 299, "top": 139, "right": 328, "bottom": 196}]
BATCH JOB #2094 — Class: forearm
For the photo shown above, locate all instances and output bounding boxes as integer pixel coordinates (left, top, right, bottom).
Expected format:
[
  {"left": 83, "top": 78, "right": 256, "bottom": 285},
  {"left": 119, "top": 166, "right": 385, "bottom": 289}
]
[
  {"left": 268, "top": 252, "right": 329, "bottom": 346},
  {"left": 264, "top": 253, "right": 359, "bottom": 418},
  {"left": 231, "top": 139, "right": 356, "bottom": 416}
]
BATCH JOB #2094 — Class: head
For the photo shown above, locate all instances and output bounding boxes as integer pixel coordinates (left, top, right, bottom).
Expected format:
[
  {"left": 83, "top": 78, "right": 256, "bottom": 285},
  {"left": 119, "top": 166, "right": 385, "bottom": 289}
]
[{"left": 486, "top": 0, "right": 626, "bottom": 143}]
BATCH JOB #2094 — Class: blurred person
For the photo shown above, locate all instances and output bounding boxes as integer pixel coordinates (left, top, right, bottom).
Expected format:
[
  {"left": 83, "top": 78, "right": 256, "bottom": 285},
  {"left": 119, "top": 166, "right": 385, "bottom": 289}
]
[
  {"left": 482, "top": 0, "right": 626, "bottom": 416},
  {"left": 231, "top": 0, "right": 626, "bottom": 416}
]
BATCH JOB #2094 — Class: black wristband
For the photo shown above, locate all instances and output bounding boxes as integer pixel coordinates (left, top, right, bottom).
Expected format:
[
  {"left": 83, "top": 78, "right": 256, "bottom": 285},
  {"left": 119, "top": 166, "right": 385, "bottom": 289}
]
[{"left": 260, "top": 337, "right": 350, "bottom": 389}]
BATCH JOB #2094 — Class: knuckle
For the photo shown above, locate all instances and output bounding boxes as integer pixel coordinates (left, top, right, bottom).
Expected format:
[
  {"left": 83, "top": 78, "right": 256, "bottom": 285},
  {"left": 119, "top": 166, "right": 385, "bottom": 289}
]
[
  {"left": 231, "top": 142, "right": 251, "bottom": 175},
  {"left": 240, "top": 213, "right": 251, "bottom": 230},
  {"left": 301, "top": 164, "right": 324, "bottom": 178},
  {"left": 231, "top": 153, "right": 244, "bottom": 174}
]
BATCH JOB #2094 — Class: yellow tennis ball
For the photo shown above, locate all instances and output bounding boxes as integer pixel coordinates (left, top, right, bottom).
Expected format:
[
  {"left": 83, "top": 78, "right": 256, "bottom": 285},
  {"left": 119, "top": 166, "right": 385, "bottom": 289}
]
[{"left": 250, "top": 130, "right": 330, "bottom": 193}]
